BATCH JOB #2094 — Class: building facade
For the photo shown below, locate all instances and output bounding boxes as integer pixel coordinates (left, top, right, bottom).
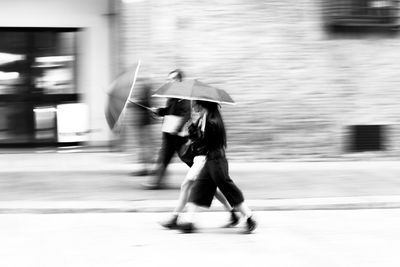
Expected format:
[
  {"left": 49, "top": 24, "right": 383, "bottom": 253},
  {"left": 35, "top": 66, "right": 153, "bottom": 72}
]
[
  {"left": 0, "top": 0, "right": 116, "bottom": 147},
  {"left": 119, "top": 0, "right": 400, "bottom": 161},
  {"left": 1, "top": 0, "right": 400, "bottom": 161}
]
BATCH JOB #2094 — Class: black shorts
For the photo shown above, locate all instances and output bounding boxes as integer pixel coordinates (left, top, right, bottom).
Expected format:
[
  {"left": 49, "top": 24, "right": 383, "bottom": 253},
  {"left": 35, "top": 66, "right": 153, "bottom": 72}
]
[{"left": 189, "top": 157, "right": 244, "bottom": 208}]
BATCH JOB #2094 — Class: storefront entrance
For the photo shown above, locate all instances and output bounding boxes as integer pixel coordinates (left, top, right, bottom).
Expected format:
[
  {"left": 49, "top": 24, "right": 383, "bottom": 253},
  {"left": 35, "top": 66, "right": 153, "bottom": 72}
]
[{"left": 0, "top": 27, "right": 82, "bottom": 146}]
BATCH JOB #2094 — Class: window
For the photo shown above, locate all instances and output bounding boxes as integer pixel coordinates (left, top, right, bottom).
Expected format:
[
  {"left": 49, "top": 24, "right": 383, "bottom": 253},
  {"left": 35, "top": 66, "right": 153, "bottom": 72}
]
[
  {"left": 0, "top": 28, "right": 80, "bottom": 145},
  {"left": 324, "top": 0, "right": 400, "bottom": 29},
  {"left": 0, "top": 28, "right": 78, "bottom": 95},
  {"left": 0, "top": 31, "right": 29, "bottom": 95},
  {"left": 32, "top": 31, "right": 77, "bottom": 95}
]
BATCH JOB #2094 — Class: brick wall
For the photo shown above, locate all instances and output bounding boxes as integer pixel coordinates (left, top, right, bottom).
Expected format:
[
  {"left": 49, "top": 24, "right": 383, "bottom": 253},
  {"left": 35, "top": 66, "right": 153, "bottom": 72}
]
[{"left": 118, "top": 0, "right": 400, "bottom": 161}]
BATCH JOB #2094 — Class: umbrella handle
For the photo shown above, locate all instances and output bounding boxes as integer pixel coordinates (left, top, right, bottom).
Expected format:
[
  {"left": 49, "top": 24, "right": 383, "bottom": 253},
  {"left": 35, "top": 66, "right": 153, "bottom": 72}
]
[{"left": 128, "top": 99, "right": 152, "bottom": 111}]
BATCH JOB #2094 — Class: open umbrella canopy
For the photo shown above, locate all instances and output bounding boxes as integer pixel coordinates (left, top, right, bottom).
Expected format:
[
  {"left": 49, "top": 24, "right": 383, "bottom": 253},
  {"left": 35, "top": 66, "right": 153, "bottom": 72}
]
[
  {"left": 152, "top": 79, "right": 235, "bottom": 105},
  {"left": 105, "top": 61, "right": 141, "bottom": 130}
]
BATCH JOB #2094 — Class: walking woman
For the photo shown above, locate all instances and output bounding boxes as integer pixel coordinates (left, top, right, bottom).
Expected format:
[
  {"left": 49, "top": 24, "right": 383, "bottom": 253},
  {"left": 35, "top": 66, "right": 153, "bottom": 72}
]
[
  {"left": 160, "top": 103, "right": 239, "bottom": 229},
  {"left": 177, "top": 100, "right": 257, "bottom": 234}
]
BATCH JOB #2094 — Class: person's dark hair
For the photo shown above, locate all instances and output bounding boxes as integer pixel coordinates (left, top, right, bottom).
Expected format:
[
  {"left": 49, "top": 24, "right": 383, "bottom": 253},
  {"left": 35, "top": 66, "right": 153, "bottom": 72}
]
[
  {"left": 168, "top": 69, "right": 184, "bottom": 82},
  {"left": 196, "top": 100, "right": 227, "bottom": 149}
]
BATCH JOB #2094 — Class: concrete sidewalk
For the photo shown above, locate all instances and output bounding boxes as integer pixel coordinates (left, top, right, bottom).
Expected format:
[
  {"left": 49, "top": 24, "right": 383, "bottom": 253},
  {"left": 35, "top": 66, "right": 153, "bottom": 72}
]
[
  {"left": 2, "top": 150, "right": 400, "bottom": 172},
  {"left": 1, "top": 151, "right": 400, "bottom": 212}
]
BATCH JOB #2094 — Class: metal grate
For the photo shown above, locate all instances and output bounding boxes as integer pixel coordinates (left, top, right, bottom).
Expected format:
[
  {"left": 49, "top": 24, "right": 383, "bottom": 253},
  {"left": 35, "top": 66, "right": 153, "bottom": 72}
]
[{"left": 324, "top": 0, "right": 400, "bottom": 27}]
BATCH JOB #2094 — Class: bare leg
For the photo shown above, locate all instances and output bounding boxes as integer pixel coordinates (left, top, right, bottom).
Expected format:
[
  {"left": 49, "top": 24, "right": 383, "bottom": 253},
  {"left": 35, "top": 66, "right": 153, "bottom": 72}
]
[
  {"left": 214, "top": 189, "right": 240, "bottom": 227},
  {"left": 214, "top": 189, "right": 233, "bottom": 211},
  {"left": 160, "top": 157, "right": 202, "bottom": 229},
  {"left": 234, "top": 202, "right": 253, "bottom": 219},
  {"left": 235, "top": 202, "right": 257, "bottom": 233},
  {"left": 172, "top": 155, "right": 206, "bottom": 214},
  {"left": 172, "top": 202, "right": 199, "bottom": 233},
  {"left": 185, "top": 202, "right": 199, "bottom": 223},
  {"left": 176, "top": 202, "right": 199, "bottom": 233},
  {"left": 173, "top": 179, "right": 194, "bottom": 214}
]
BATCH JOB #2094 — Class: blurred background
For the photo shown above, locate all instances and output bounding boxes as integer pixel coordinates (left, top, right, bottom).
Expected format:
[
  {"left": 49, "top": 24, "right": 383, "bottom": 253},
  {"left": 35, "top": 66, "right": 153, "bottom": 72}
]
[{"left": 1, "top": 0, "right": 400, "bottom": 162}]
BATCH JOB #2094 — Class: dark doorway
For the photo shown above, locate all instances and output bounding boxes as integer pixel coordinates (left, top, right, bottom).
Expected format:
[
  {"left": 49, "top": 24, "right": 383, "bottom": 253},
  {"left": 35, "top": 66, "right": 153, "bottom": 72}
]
[{"left": 0, "top": 27, "right": 81, "bottom": 147}]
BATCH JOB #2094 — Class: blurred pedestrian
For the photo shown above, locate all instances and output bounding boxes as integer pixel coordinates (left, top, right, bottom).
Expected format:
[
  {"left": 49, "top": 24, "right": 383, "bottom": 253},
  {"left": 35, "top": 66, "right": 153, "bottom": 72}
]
[
  {"left": 142, "top": 69, "right": 192, "bottom": 189},
  {"left": 176, "top": 100, "right": 257, "bottom": 234},
  {"left": 129, "top": 78, "right": 156, "bottom": 176},
  {"left": 160, "top": 103, "right": 239, "bottom": 229}
]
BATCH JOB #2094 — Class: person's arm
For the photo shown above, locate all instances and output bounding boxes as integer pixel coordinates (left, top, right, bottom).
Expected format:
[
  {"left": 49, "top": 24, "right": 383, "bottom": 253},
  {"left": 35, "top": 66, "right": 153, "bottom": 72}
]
[
  {"left": 151, "top": 99, "right": 173, "bottom": 117},
  {"left": 179, "top": 100, "right": 191, "bottom": 124},
  {"left": 151, "top": 107, "right": 166, "bottom": 116}
]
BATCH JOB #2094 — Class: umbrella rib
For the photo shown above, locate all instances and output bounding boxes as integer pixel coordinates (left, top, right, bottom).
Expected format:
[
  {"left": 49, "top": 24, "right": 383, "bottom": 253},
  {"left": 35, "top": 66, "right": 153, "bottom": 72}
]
[{"left": 113, "top": 60, "right": 141, "bottom": 129}]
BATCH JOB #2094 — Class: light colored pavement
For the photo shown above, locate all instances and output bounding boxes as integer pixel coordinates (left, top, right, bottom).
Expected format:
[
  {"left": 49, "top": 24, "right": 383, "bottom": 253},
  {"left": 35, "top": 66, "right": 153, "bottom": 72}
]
[
  {"left": 1, "top": 151, "right": 400, "bottom": 212},
  {"left": 1, "top": 209, "right": 400, "bottom": 267},
  {"left": 2, "top": 150, "right": 400, "bottom": 173}
]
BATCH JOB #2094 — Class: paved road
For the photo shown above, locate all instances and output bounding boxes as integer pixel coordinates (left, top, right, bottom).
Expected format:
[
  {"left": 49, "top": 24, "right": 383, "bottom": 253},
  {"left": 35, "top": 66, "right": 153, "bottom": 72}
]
[{"left": 1, "top": 209, "right": 399, "bottom": 267}]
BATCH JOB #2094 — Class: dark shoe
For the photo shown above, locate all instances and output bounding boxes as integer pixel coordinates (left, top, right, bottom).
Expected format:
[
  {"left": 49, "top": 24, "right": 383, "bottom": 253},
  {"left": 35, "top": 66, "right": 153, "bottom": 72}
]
[
  {"left": 160, "top": 216, "right": 178, "bottom": 230},
  {"left": 177, "top": 222, "right": 196, "bottom": 233},
  {"left": 130, "top": 169, "right": 149, "bottom": 176},
  {"left": 141, "top": 182, "right": 166, "bottom": 190},
  {"left": 146, "top": 169, "right": 157, "bottom": 175},
  {"left": 244, "top": 216, "right": 257, "bottom": 234},
  {"left": 223, "top": 210, "right": 240, "bottom": 228}
]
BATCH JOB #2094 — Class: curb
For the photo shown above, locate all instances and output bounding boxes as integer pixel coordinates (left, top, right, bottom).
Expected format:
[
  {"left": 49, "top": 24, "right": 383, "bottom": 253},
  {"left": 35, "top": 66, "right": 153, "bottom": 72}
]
[{"left": 1, "top": 196, "right": 400, "bottom": 214}]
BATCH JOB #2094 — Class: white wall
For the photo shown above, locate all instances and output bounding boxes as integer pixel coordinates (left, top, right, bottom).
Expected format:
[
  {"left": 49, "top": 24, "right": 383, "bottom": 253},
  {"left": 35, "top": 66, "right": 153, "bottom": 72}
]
[{"left": 0, "top": 0, "right": 113, "bottom": 146}]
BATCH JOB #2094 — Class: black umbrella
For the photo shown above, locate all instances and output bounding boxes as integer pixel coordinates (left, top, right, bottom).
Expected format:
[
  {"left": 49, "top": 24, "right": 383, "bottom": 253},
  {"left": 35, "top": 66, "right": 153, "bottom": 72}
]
[{"left": 105, "top": 61, "right": 141, "bottom": 130}]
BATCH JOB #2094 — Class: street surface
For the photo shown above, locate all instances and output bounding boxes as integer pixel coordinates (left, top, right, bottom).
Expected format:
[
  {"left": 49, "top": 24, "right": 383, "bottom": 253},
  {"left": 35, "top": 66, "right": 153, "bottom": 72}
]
[
  {"left": 1, "top": 151, "right": 400, "bottom": 267},
  {"left": 1, "top": 209, "right": 400, "bottom": 267}
]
